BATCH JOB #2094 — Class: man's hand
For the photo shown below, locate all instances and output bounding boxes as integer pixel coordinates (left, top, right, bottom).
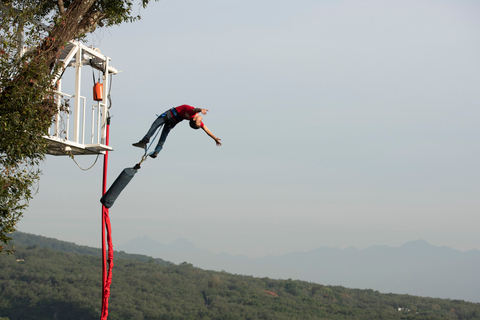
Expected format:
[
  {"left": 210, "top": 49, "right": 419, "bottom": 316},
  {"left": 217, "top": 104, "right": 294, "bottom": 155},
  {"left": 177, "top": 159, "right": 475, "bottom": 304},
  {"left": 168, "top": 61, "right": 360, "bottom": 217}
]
[
  {"left": 203, "top": 126, "right": 222, "bottom": 147},
  {"left": 201, "top": 109, "right": 208, "bottom": 115}
]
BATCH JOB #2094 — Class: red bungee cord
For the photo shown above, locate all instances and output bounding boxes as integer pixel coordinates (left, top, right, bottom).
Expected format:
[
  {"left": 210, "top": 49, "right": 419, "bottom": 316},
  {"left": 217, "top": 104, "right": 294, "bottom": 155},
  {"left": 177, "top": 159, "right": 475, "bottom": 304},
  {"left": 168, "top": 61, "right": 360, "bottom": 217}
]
[{"left": 101, "top": 116, "right": 114, "bottom": 320}]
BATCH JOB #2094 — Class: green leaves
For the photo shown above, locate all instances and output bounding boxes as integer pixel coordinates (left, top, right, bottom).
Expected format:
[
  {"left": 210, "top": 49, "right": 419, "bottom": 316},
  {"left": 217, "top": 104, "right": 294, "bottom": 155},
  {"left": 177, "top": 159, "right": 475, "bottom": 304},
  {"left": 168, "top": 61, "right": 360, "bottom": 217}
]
[
  {"left": 0, "top": 161, "right": 41, "bottom": 253},
  {"left": 0, "top": 45, "right": 50, "bottom": 253}
]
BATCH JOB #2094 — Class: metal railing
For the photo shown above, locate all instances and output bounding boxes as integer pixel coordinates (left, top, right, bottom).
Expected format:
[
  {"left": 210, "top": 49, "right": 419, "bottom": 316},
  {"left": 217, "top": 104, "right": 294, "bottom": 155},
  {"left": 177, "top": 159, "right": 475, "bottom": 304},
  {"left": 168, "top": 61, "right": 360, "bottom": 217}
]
[{"left": 49, "top": 90, "right": 106, "bottom": 146}]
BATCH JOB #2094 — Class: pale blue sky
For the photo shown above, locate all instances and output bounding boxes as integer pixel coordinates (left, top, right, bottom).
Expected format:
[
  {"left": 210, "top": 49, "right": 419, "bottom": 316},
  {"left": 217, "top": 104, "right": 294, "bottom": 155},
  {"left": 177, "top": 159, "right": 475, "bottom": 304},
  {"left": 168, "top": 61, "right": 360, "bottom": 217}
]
[{"left": 20, "top": 0, "right": 480, "bottom": 257}]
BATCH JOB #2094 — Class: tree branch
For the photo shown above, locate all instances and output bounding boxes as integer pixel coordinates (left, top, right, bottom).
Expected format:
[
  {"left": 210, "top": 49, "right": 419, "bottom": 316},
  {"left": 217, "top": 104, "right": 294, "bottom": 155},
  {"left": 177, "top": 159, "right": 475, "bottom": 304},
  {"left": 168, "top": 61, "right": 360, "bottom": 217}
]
[
  {"left": 57, "top": 0, "right": 65, "bottom": 15},
  {"left": 77, "top": 11, "right": 106, "bottom": 35}
]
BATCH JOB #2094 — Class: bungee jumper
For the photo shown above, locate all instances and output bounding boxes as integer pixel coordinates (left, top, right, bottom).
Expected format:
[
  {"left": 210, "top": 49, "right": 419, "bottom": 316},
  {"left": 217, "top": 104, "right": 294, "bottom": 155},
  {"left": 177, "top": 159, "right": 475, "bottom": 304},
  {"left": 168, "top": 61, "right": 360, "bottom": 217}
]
[
  {"left": 132, "top": 104, "right": 222, "bottom": 158},
  {"left": 100, "top": 104, "right": 222, "bottom": 209}
]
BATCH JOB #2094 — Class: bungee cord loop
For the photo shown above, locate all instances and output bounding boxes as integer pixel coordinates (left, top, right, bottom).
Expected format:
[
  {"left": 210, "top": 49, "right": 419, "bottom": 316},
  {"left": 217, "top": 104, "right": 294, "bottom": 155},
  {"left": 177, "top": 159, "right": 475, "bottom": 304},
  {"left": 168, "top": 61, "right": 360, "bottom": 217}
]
[{"left": 68, "top": 152, "right": 100, "bottom": 171}]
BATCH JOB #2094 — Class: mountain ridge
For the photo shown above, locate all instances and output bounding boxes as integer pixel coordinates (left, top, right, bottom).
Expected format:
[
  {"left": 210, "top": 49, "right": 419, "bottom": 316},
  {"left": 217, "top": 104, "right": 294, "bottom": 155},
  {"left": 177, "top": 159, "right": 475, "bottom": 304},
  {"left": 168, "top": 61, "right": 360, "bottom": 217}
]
[{"left": 117, "top": 236, "right": 480, "bottom": 303}]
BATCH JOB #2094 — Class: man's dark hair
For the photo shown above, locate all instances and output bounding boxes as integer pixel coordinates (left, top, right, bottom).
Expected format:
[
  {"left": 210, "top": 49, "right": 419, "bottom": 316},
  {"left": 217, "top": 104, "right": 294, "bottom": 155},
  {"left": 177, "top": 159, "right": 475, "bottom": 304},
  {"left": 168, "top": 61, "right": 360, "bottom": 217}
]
[{"left": 189, "top": 119, "right": 200, "bottom": 129}]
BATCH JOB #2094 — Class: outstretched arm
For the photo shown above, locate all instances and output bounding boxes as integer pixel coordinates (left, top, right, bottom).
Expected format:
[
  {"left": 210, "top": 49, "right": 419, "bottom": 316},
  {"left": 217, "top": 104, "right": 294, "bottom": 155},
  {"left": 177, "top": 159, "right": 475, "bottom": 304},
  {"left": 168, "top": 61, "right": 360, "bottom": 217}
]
[
  {"left": 192, "top": 108, "right": 208, "bottom": 115},
  {"left": 202, "top": 125, "right": 222, "bottom": 146}
]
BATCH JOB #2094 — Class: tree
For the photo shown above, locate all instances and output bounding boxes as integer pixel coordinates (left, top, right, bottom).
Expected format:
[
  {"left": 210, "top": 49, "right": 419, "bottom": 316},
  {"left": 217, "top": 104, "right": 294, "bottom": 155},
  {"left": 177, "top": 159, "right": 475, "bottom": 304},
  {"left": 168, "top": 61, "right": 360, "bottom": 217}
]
[{"left": 0, "top": 0, "right": 157, "bottom": 253}]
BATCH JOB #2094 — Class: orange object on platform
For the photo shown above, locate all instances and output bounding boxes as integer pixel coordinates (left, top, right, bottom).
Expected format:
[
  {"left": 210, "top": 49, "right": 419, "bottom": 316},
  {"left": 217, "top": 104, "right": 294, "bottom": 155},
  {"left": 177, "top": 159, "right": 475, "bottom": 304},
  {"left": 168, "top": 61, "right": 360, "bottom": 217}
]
[{"left": 94, "top": 82, "right": 103, "bottom": 101}]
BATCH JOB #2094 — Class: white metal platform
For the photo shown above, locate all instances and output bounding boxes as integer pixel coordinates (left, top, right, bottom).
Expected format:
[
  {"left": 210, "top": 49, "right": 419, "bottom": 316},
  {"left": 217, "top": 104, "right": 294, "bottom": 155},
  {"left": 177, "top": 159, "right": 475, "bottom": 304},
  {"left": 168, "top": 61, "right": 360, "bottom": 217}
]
[
  {"left": 44, "top": 40, "right": 118, "bottom": 156},
  {"left": 44, "top": 136, "right": 113, "bottom": 156}
]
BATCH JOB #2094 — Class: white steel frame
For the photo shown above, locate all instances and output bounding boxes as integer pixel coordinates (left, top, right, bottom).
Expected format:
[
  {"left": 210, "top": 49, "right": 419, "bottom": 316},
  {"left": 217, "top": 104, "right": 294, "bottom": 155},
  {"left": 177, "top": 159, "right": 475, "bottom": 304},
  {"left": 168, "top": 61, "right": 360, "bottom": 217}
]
[
  {"left": 44, "top": 40, "right": 118, "bottom": 156},
  {"left": 1, "top": 3, "right": 118, "bottom": 156}
]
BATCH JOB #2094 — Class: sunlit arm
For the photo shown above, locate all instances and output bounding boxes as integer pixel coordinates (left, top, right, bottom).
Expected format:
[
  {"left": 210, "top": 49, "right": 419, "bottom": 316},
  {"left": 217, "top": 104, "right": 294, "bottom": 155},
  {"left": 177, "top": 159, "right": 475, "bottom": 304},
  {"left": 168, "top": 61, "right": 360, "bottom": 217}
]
[{"left": 202, "top": 125, "right": 222, "bottom": 146}]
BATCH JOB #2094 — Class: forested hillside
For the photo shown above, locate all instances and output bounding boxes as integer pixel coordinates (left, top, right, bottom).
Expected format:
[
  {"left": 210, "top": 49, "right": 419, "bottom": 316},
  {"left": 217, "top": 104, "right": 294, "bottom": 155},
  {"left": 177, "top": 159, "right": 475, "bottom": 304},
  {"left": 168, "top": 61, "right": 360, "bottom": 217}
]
[
  {"left": 9, "top": 231, "right": 172, "bottom": 266},
  {"left": 1, "top": 232, "right": 479, "bottom": 320}
]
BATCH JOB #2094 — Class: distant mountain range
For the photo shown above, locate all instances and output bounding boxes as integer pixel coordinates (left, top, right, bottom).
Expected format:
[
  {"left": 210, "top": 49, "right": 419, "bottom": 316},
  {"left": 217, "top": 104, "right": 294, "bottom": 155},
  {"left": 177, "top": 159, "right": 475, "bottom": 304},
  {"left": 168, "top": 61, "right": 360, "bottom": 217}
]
[{"left": 117, "top": 237, "right": 480, "bottom": 303}]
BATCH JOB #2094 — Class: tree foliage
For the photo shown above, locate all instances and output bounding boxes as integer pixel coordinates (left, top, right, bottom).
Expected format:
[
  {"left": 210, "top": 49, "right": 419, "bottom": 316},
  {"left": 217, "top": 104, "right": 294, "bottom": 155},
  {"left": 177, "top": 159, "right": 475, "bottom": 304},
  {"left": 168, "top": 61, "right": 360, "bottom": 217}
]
[{"left": 0, "top": 0, "right": 156, "bottom": 253}]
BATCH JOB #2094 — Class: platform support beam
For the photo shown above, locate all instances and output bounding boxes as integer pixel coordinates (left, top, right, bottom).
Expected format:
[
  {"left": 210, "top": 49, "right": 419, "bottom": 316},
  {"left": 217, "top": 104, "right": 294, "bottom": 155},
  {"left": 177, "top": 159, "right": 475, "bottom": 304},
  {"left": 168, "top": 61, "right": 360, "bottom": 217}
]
[{"left": 73, "top": 47, "right": 82, "bottom": 144}]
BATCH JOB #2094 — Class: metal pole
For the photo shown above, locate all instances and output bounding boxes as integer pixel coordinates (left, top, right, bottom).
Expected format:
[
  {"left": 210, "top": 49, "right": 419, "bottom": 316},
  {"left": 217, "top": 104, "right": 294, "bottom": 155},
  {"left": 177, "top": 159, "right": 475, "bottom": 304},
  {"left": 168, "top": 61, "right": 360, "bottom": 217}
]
[
  {"left": 73, "top": 46, "right": 82, "bottom": 143},
  {"left": 101, "top": 59, "right": 109, "bottom": 145}
]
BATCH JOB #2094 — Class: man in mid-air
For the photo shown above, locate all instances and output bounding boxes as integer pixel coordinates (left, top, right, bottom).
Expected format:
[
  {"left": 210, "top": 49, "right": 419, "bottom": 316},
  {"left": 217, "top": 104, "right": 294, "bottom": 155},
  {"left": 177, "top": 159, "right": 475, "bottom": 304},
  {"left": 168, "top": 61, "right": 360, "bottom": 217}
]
[{"left": 132, "top": 104, "right": 222, "bottom": 158}]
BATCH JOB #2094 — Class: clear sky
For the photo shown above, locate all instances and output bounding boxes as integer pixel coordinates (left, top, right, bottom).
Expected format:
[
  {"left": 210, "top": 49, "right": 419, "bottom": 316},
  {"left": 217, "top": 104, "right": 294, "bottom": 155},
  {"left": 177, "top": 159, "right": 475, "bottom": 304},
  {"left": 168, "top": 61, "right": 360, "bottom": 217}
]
[{"left": 20, "top": 0, "right": 480, "bottom": 257}]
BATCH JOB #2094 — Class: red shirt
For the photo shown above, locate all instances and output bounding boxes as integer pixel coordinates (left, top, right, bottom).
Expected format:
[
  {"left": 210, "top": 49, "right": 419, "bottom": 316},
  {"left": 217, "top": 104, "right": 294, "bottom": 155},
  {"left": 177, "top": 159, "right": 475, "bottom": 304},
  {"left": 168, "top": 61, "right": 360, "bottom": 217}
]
[{"left": 174, "top": 105, "right": 204, "bottom": 127}]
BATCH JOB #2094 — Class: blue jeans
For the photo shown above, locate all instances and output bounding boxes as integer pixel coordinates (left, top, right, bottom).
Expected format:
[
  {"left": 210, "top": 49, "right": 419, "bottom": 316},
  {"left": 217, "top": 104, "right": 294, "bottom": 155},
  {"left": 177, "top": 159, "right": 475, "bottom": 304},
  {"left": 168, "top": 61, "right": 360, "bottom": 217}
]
[{"left": 143, "top": 112, "right": 176, "bottom": 153}]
